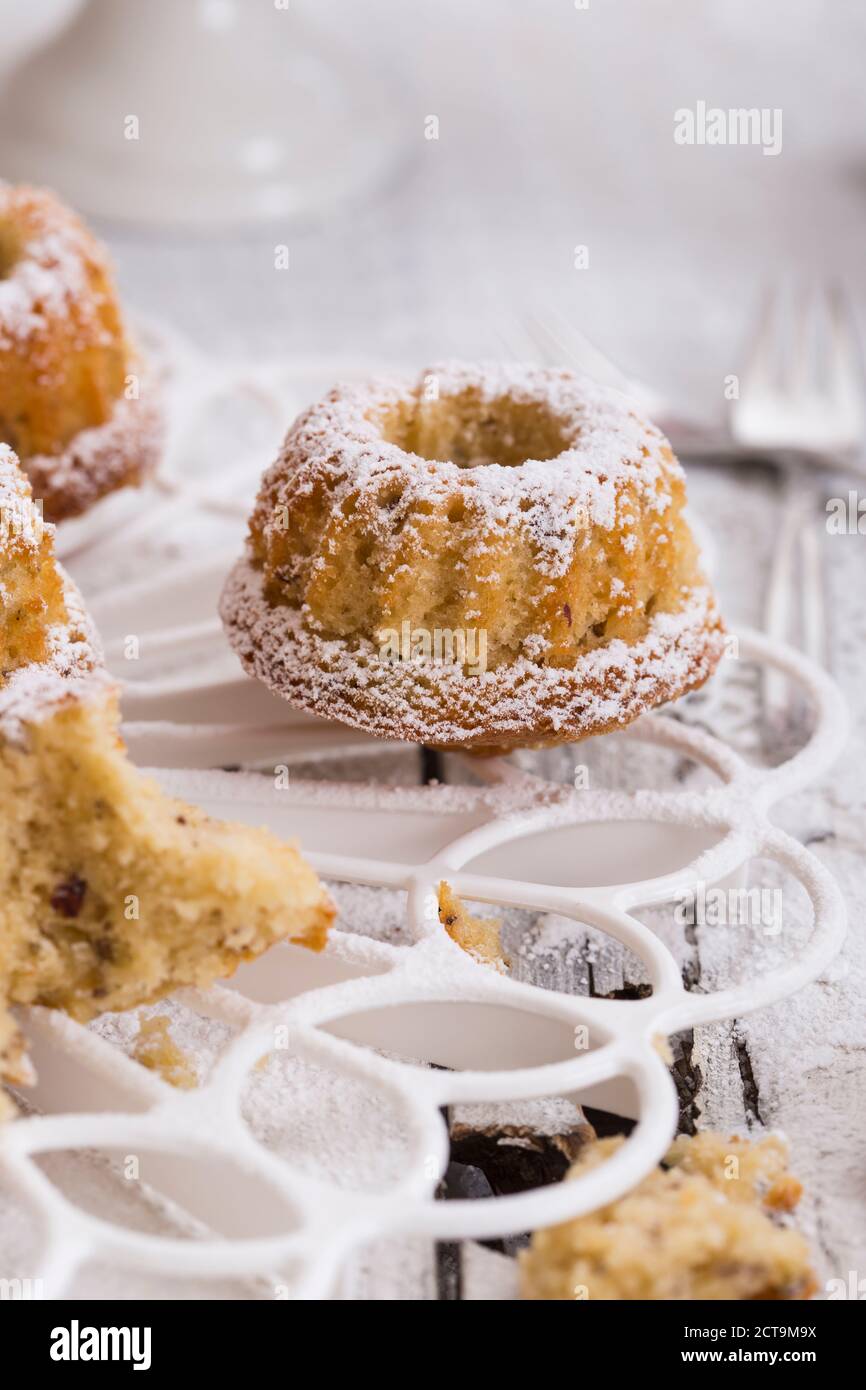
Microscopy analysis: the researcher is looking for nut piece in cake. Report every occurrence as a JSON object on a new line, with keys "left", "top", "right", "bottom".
{"left": 0, "top": 444, "right": 334, "bottom": 1111}
{"left": 520, "top": 1132, "right": 816, "bottom": 1301}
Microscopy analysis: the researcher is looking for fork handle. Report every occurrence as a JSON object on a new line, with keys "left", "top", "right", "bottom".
{"left": 763, "top": 467, "right": 825, "bottom": 730}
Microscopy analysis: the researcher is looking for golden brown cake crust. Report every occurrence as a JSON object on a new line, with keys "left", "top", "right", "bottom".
{"left": 221, "top": 362, "right": 724, "bottom": 751}
{"left": 520, "top": 1132, "right": 816, "bottom": 1301}
{"left": 0, "top": 184, "right": 163, "bottom": 521}
{"left": 0, "top": 447, "right": 333, "bottom": 1110}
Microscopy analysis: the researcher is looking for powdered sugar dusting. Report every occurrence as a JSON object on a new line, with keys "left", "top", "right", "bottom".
{"left": 0, "top": 442, "right": 47, "bottom": 552}
{"left": 226, "top": 361, "right": 720, "bottom": 746}
{"left": 22, "top": 386, "right": 163, "bottom": 522}
{"left": 253, "top": 360, "right": 678, "bottom": 581}
{"left": 0, "top": 560, "right": 109, "bottom": 744}
{"left": 222, "top": 553, "right": 724, "bottom": 747}
{"left": 0, "top": 184, "right": 109, "bottom": 347}
{"left": 0, "top": 185, "right": 164, "bottom": 520}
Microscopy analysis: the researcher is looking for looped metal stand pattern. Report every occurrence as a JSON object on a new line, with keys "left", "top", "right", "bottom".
{"left": 4, "top": 338, "right": 847, "bottom": 1298}
{"left": 2, "top": 629, "right": 847, "bottom": 1298}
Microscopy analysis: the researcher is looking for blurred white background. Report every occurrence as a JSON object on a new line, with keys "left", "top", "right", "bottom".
{"left": 2, "top": 0, "right": 863, "bottom": 419}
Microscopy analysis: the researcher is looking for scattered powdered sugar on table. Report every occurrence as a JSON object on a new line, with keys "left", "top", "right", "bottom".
{"left": 95, "top": 997, "right": 413, "bottom": 1195}
{"left": 243, "top": 1050, "right": 413, "bottom": 1194}
{"left": 452, "top": 1096, "right": 586, "bottom": 1139}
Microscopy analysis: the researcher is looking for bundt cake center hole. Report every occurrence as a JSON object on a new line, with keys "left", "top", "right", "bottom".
{"left": 380, "top": 395, "right": 571, "bottom": 468}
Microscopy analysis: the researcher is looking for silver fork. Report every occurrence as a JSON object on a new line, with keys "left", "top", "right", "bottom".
{"left": 731, "top": 285, "right": 864, "bottom": 460}
{"left": 494, "top": 305, "right": 730, "bottom": 457}
{"left": 494, "top": 306, "right": 665, "bottom": 419}
{"left": 730, "top": 285, "right": 865, "bottom": 731}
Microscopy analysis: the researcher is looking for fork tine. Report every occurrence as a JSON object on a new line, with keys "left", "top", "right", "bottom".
{"left": 524, "top": 308, "right": 628, "bottom": 387}
{"left": 738, "top": 283, "right": 784, "bottom": 400}
{"left": 824, "top": 283, "right": 865, "bottom": 429}
{"left": 492, "top": 309, "right": 606, "bottom": 375}
{"left": 520, "top": 313, "right": 571, "bottom": 367}
{"left": 491, "top": 315, "right": 540, "bottom": 365}
{"left": 786, "top": 282, "right": 819, "bottom": 396}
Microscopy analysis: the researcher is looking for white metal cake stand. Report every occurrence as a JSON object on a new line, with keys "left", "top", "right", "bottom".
{"left": 1, "top": 626, "right": 847, "bottom": 1298}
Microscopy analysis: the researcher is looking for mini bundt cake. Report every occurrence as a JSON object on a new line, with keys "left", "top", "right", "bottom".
{"left": 221, "top": 362, "right": 724, "bottom": 752}
{"left": 0, "top": 445, "right": 333, "bottom": 1112}
{"left": 0, "top": 183, "right": 162, "bottom": 521}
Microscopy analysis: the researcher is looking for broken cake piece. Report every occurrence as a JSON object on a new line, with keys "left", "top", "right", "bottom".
{"left": 0, "top": 444, "right": 334, "bottom": 1110}
{"left": 520, "top": 1131, "right": 816, "bottom": 1301}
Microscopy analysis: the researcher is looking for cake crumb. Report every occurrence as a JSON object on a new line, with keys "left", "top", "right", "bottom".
{"left": 133, "top": 1014, "right": 198, "bottom": 1090}
{"left": 520, "top": 1131, "right": 816, "bottom": 1300}
{"left": 651, "top": 1032, "right": 673, "bottom": 1064}
{"left": 438, "top": 881, "right": 509, "bottom": 972}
